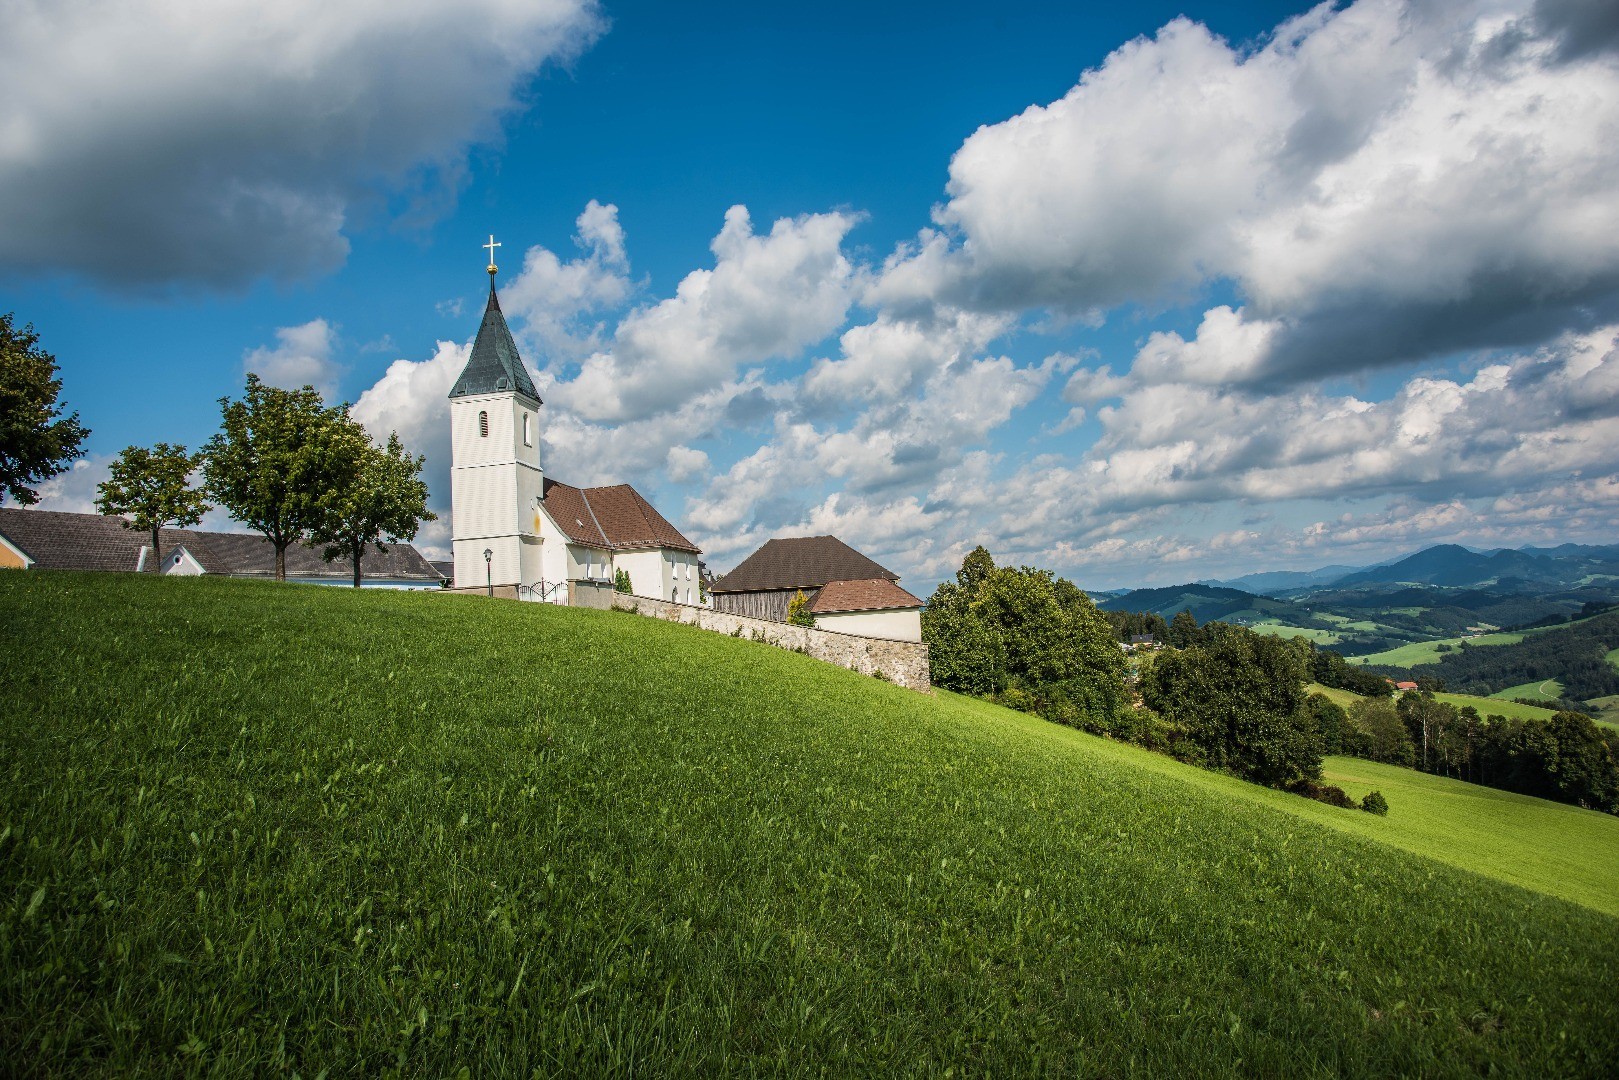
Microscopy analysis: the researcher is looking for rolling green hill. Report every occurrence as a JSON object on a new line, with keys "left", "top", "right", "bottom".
{"left": 1348, "top": 630, "right": 1529, "bottom": 667}
{"left": 3, "top": 573, "right": 1617, "bottom": 1075}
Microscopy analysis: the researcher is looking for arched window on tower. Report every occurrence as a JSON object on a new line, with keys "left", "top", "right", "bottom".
{"left": 479, "top": 411, "right": 489, "bottom": 438}
{"left": 523, "top": 412, "right": 531, "bottom": 446}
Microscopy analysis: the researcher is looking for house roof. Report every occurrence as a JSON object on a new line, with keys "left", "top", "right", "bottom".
{"left": 710, "top": 535, "right": 899, "bottom": 593}
{"left": 0, "top": 507, "right": 442, "bottom": 581}
{"left": 448, "top": 280, "right": 542, "bottom": 403}
{"left": 540, "top": 478, "right": 701, "bottom": 554}
{"left": 175, "top": 531, "right": 442, "bottom": 581}
{"left": 809, "top": 578, "right": 923, "bottom": 614}
{"left": 0, "top": 508, "right": 190, "bottom": 571}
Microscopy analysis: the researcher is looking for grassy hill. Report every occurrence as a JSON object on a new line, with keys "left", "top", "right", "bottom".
{"left": 1348, "top": 630, "right": 1529, "bottom": 667}
{"left": 3, "top": 573, "right": 1617, "bottom": 1075}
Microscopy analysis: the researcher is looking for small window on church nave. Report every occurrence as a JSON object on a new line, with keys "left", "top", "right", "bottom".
{"left": 479, "top": 411, "right": 489, "bottom": 437}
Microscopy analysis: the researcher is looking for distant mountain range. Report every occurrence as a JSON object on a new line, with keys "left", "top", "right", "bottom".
{"left": 1195, "top": 542, "right": 1619, "bottom": 596}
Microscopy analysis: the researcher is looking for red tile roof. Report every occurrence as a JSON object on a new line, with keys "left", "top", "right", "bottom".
{"left": 809, "top": 578, "right": 923, "bottom": 614}
{"left": 540, "top": 478, "right": 700, "bottom": 554}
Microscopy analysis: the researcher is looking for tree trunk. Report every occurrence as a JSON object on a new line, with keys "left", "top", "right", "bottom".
{"left": 275, "top": 540, "right": 287, "bottom": 582}
{"left": 352, "top": 542, "right": 362, "bottom": 588}
{"left": 150, "top": 524, "right": 162, "bottom": 573}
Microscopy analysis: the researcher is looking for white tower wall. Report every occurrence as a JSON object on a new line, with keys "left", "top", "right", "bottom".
{"left": 450, "top": 391, "right": 544, "bottom": 590}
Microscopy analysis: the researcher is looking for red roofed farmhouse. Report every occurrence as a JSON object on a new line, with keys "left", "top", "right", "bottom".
{"left": 710, "top": 535, "right": 924, "bottom": 642}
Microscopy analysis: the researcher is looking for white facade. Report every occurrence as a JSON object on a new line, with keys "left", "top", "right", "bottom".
{"left": 450, "top": 390, "right": 545, "bottom": 591}
{"left": 616, "top": 547, "right": 701, "bottom": 605}
{"left": 814, "top": 608, "right": 923, "bottom": 642}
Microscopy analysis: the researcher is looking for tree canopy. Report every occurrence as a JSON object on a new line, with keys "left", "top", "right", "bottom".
{"left": 923, "top": 547, "right": 1125, "bottom": 727}
{"left": 309, "top": 427, "right": 434, "bottom": 587}
{"left": 202, "top": 375, "right": 356, "bottom": 582}
{"left": 94, "top": 443, "right": 210, "bottom": 572}
{"left": 1142, "top": 624, "right": 1322, "bottom": 788}
{"left": 0, "top": 313, "right": 88, "bottom": 505}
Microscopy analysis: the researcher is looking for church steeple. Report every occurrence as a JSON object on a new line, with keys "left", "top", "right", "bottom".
{"left": 448, "top": 240, "right": 542, "bottom": 403}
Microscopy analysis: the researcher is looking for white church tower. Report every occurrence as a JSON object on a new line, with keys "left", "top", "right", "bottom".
{"left": 449, "top": 238, "right": 546, "bottom": 594}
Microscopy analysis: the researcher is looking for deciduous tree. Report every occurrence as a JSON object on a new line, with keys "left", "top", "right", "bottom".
{"left": 1142, "top": 624, "right": 1320, "bottom": 788}
{"left": 94, "top": 443, "right": 209, "bottom": 572}
{"left": 0, "top": 313, "right": 89, "bottom": 505}
{"left": 310, "top": 426, "right": 434, "bottom": 587}
{"left": 202, "top": 374, "right": 353, "bottom": 582}
{"left": 787, "top": 589, "right": 816, "bottom": 627}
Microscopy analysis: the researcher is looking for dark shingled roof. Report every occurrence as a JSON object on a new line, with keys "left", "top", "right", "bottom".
{"left": 711, "top": 535, "right": 899, "bottom": 594}
{"left": 540, "top": 478, "right": 701, "bottom": 554}
{"left": 0, "top": 508, "right": 442, "bottom": 581}
{"left": 448, "top": 280, "right": 542, "bottom": 403}
{"left": 809, "top": 578, "right": 923, "bottom": 614}
{"left": 0, "top": 508, "right": 189, "bottom": 571}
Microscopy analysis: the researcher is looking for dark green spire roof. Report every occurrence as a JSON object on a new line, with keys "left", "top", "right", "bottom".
{"left": 449, "top": 281, "right": 542, "bottom": 403}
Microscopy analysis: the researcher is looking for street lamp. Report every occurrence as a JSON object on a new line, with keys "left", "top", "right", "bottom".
{"left": 484, "top": 548, "right": 493, "bottom": 597}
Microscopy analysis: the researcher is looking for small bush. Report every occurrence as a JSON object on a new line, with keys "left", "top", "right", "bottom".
{"left": 1362, "top": 790, "right": 1389, "bottom": 816}
{"left": 614, "top": 568, "right": 633, "bottom": 594}
{"left": 1290, "top": 780, "right": 1358, "bottom": 809}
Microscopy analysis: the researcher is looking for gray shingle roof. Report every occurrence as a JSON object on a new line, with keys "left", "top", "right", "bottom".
{"left": 711, "top": 536, "right": 899, "bottom": 594}
{"left": 448, "top": 281, "right": 542, "bottom": 403}
{"left": 0, "top": 508, "right": 442, "bottom": 581}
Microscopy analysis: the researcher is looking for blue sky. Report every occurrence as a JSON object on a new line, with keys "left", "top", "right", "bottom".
{"left": 4, "top": 0, "right": 1619, "bottom": 592}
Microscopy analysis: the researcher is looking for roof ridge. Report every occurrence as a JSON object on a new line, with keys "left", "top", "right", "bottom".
{"left": 574, "top": 487, "right": 613, "bottom": 549}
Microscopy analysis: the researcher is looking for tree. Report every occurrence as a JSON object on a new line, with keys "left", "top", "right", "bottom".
{"left": 614, "top": 568, "right": 633, "bottom": 594}
{"left": 923, "top": 549, "right": 1125, "bottom": 728}
{"left": 787, "top": 589, "right": 816, "bottom": 627}
{"left": 309, "top": 426, "right": 434, "bottom": 587}
{"left": 1166, "top": 608, "right": 1202, "bottom": 649}
{"left": 202, "top": 375, "right": 354, "bottom": 582}
{"left": 0, "top": 313, "right": 89, "bottom": 505}
{"left": 1303, "top": 692, "right": 1353, "bottom": 755}
{"left": 1347, "top": 698, "right": 1415, "bottom": 766}
{"left": 94, "top": 443, "right": 209, "bottom": 572}
{"left": 1141, "top": 624, "right": 1320, "bottom": 788}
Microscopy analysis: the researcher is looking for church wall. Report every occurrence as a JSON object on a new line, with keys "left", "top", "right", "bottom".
{"left": 610, "top": 592, "right": 931, "bottom": 693}
{"left": 615, "top": 548, "right": 670, "bottom": 601}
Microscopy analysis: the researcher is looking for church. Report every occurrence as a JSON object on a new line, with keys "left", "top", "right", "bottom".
{"left": 448, "top": 241, "right": 702, "bottom": 603}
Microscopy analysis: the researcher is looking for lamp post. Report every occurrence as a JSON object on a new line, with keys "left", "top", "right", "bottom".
{"left": 484, "top": 548, "right": 493, "bottom": 597}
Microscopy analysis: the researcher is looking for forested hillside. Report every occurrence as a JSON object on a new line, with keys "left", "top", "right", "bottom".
{"left": 1384, "top": 612, "right": 1619, "bottom": 701}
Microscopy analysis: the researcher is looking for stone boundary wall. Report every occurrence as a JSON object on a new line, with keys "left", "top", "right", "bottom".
{"left": 610, "top": 593, "right": 931, "bottom": 693}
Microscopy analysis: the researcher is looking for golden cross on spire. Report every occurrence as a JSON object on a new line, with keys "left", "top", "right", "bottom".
{"left": 484, "top": 234, "right": 501, "bottom": 276}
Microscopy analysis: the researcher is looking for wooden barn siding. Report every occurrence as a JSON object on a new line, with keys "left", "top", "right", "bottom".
{"left": 712, "top": 588, "right": 819, "bottom": 624}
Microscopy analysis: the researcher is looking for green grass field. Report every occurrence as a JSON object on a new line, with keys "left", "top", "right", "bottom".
{"left": 1318, "top": 758, "right": 1619, "bottom": 914}
{"left": 1248, "top": 621, "right": 1341, "bottom": 644}
{"left": 1434, "top": 692, "right": 1558, "bottom": 721}
{"left": 1304, "top": 682, "right": 1364, "bottom": 709}
{"left": 1588, "top": 695, "right": 1619, "bottom": 732}
{"left": 1492, "top": 679, "right": 1565, "bottom": 703}
{"left": 1348, "top": 631, "right": 1527, "bottom": 668}
{"left": 3, "top": 573, "right": 1617, "bottom": 1075}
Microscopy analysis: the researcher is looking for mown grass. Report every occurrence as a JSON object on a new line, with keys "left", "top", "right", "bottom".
{"left": 1491, "top": 679, "right": 1565, "bottom": 703}
{"left": 1349, "top": 631, "right": 1527, "bottom": 668}
{"left": 1248, "top": 621, "right": 1340, "bottom": 644}
{"left": 3, "top": 573, "right": 1617, "bottom": 1076}
{"left": 1316, "top": 758, "right": 1619, "bottom": 916}
{"left": 1433, "top": 692, "right": 1557, "bottom": 721}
